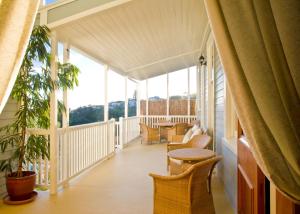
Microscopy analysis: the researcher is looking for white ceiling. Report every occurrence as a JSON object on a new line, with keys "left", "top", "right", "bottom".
{"left": 54, "top": 0, "right": 209, "bottom": 80}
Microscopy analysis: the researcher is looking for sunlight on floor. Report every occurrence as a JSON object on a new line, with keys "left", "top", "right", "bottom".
{"left": 0, "top": 139, "right": 234, "bottom": 214}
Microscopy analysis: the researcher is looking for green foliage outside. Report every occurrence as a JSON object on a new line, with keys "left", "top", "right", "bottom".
{"left": 0, "top": 26, "right": 79, "bottom": 177}
{"left": 69, "top": 99, "right": 137, "bottom": 125}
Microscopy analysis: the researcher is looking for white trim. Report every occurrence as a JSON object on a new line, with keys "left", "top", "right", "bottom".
{"left": 45, "top": 0, "right": 134, "bottom": 29}
{"left": 128, "top": 49, "right": 201, "bottom": 73}
{"left": 104, "top": 65, "right": 109, "bottom": 122}
{"left": 166, "top": 73, "right": 169, "bottom": 116}
{"left": 125, "top": 76, "right": 128, "bottom": 118}
{"left": 50, "top": 31, "right": 58, "bottom": 195}
{"left": 187, "top": 67, "right": 191, "bottom": 119}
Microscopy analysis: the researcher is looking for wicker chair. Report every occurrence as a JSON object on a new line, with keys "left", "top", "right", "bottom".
{"left": 139, "top": 123, "right": 160, "bottom": 144}
{"left": 149, "top": 156, "right": 222, "bottom": 214}
{"left": 166, "top": 123, "right": 189, "bottom": 142}
{"left": 167, "top": 134, "right": 212, "bottom": 173}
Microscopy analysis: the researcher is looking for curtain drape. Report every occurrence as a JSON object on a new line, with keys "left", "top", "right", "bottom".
{"left": 0, "top": 0, "right": 40, "bottom": 113}
{"left": 204, "top": 0, "right": 300, "bottom": 202}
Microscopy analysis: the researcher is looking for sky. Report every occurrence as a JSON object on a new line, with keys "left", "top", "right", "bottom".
{"left": 59, "top": 46, "right": 197, "bottom": 110}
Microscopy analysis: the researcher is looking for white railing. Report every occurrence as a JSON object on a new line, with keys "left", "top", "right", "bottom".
{"left": 26, "top": 119, "right": 115, "bottom": 187}
{"left": 139, "top": 115, "right": 197, "bottom": 128}
{"left": 117, "top": 116, "right": 140, "bottom": 148}
{"left": 26, "top": 128, "right": 50, "bottom": 187}
{"left": 26, "top": 115, "right": 195, "bottom": 188}
{"left": 57, "top": 119, "right": 115, "bottom": 186}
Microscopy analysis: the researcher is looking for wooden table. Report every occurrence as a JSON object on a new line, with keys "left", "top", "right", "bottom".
{"left": 153, "top": 122, "right": 176, "bottom": 142}
{"left": 168, "top": 148, "right": 215, "bottom": 161}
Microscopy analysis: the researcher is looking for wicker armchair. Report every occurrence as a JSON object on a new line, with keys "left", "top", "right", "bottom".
{"left": 139, "top": 123, "right": 160, "bottom": 144}
{"left": 167, "top": 134, "right": 212, "bottom": 172}
{"left": 166, "top": 123, "right": 189, "bottom": 142}
{"left": 149, "top": 156, "right": 222, "bottom": 214}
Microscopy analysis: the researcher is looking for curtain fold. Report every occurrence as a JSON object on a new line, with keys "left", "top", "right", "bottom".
{"left": 0, "top": 0, "right": 40, "bottom": 113}
{"left": 204, "top": 0, "right": 300, "bottom": 202}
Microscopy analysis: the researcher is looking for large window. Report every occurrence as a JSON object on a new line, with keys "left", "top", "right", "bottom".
{"left": 148, "top": 74, "right": 167, "bottom": 115}
{"left": 108, "top": 70, "right": 125, "bottom": 120}
{"left": 169, "top": 68, "right": 188, "bottom": 115}
{"left": 127, "top": 79, "right": 137, "bottom": 117}
{"left": 69, "top": 49, "right": 105, "bottom": 126}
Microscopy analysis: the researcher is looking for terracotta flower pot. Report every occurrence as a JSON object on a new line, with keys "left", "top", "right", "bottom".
{"left": 6, "top": 171, "right": 36, "bottom": 201}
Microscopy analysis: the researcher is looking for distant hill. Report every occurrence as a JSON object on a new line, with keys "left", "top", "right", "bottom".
{"left": 69, "top": 99, "right": 136, "bottom": 126}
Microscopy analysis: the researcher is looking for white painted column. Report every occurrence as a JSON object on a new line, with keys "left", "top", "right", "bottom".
{"left": 62, "top": 42, "right": 70, "bottom": 186}
{"left": 50, "top": 31, "right": 58, "bottom": 195}
{"left": 196, "top": 65, "right": 201, "bottom": 121}
{"left": 124, "top": 76, "right": 128, "bottom": 145}
{"left": 136, "top": 82, "right": 141, "bottom": 117}
{"left": 62, "top": 43, "right": 70, "bottom": 128}
{"left": 166, "top": 73, "right": 169, "bottom": 117}
{"left": 146, "top": 79, "right": 149, "bottom": 125}
{"left": 187, "top": 68, "right": 191, "bottom": 122}
{"left": 124, "top": 76, "right": 128, "bottom": 118}
{"left": 200, "top": 64, "right": 205, "bottom": 127}
{"left": 104, "top": 65, "right": 109, "bottom": 122}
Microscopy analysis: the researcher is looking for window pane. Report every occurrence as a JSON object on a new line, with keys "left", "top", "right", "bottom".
{"left": 108, "top": 70, "right": 125, "bottom": 120}
{"left": 128, "top": 79, "right": 137, "bottom": 117}
{"left": 169, "top": 69, "right": 188, "bottom": 115}
{"left": 69, "top": 49, "right": 105, "bottom": 125}
{"left": 148, "top": 74, "right": 167, "bottom": 115}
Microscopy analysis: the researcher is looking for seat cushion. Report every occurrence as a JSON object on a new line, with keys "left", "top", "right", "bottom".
{"left": 190, "top": 128, "right": 202, "bottom": 140}
{"left": 182, "top": 128, "right": 193, "bottom": 144}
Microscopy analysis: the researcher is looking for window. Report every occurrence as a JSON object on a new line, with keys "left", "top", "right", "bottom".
{"left": 169, "top": 68, "right": 188, "bottom": 115}
{"left": 69, "top": 49, "right": 105, "bottom": 125}
{"left": 148, "top": 74, "right": 167, "bottom": 115}
{"left": 108, "top": 70, "right": 125, "bottom": 120}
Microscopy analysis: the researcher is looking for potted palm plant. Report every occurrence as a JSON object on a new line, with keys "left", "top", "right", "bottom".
{"left": 0, "top": 25, "right": 79, "bottom": 202}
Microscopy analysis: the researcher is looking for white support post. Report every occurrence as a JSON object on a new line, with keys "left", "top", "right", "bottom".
{"left": 187, "top": 68, "right": 191, "bottom": 123}
{"left": 136, "top": 82, "right": 141, "bottom": 117}
{"left": 196, "top": 65, "right": 201, "bottom": 121}
{"left": 146, "top": 79, "right": 149, "bottom": 125}
{"left": 124, "top": 76, "right": 128, "bottom": 146}
{"left": 50, "top": 31, "right": 58, "bottom": 195}
{"left": 125, "top": 76, "right": 128, "bottom": 118}
{"left": 104, "top": 65, "right": 109, "bottom": 122}
{"left": 200, "top": 65, "right": 205, "bottom": 127}
{"left": 62, "top": 42, "right": 70, "bottom": 186}
{"left": 119, "top": 117, "right": 124, "bottom": 149}
{"left": 166, "top": 73, "right": 169, "bottom": 117}
{"left": 62, "top": 43, "right": 70, "bottom": 128}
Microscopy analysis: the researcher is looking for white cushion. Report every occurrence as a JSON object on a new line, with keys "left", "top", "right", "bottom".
{"left": 191, "top": 124, "right": 199, "bottom": 132}
{"left": 190, "top": 128, "right": 202, "bottom": 140}
{"left": 182, "top": 128, "right": 193, "bottom": 144}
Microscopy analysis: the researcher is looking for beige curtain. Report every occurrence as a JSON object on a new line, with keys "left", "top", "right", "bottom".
{"left": 0, "top": 0, "right": 40, "bottom": 113}
{"left": 204, "top": 0, "right": 300, "bottom": 202}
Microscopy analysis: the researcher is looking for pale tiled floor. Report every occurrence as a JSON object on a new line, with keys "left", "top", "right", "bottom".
{"left": 0, "top": 139, "right": 234, "bottom": 214}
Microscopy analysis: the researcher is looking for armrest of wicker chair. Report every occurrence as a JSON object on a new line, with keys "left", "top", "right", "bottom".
{"left": 171, "top": 135, "right": 184, "bottom": 142}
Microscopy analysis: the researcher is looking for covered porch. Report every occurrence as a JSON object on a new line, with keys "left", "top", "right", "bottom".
{"left": 0, "top": 139, "right": 234, "bottom": 214}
